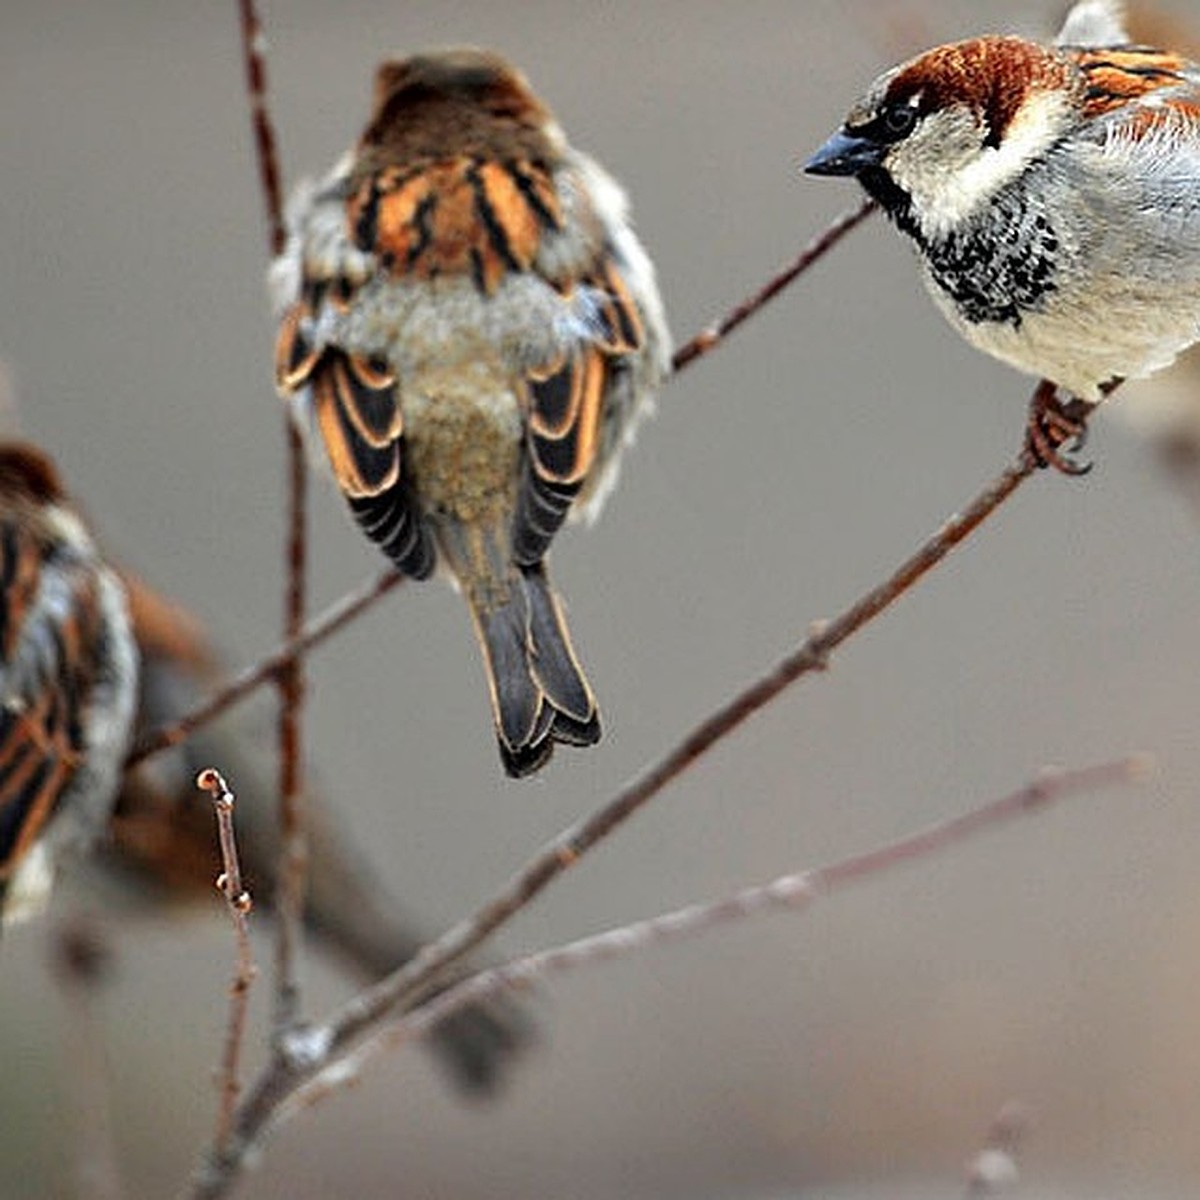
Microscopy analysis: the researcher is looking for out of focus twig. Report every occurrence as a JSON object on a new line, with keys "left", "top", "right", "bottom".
{"left": 124, "top": 567, "right": 405, "bottom": 768}
{"left": 235, "top": 0, "right": 307, "bottom": 1034}
{"left": 193, "top": 418, "right": 1058, "bottom": 1197}
{"left": 373, "top": 761, "right": 1140, "bottom": 1060}
{"left": 275, "top": 416, "right": 308, "bottom": 1036}
{"left": 192, "top": 752, "right": 1139, "bottom": 1197}
{"left": 197, "top": 768, "right": 257, "bottom": 1153}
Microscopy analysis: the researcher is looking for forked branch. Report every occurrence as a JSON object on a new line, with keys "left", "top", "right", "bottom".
{"left": 193, "top": 434, "right": 1051, "bottom": 1197}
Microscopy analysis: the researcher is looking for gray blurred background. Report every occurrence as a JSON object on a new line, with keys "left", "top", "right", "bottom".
{"left": 3, "top": 1, "right": 1200, "bottom": 1197}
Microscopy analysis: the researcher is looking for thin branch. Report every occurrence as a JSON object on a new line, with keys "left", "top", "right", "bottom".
{"left": 374, "top": 759, "right": 1142, "bottom": 1056}
{"left": 192, "top": 753, "right": 1136, "bottom": 1197}
{"left": 670, "top": 198, "right": 878, "bottom": 373}
{"left": 236, "top": 0, "right": 285, "bottom": 258}
{"left": 192, "top": 436, "right": 1049, "bottom": 1196}
{"left": 235, "top": 0, "right": 308, "bottom": 1034}
{"left": 275, "top": 418, "right": 307, "bottom": 1034}
{"left": 318, "top": 448, "right": 1039, "bottom": 1044}
{"left": 129, "top": 204, "right": 877, "bottom": 770}
{"left": 124, "top": 568, "right": 404, "bottom": 769}
{"left": 197, "top": 768, "right": 258, "bottom": 1154}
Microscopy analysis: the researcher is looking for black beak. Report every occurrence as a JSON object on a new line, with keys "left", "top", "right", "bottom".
{"left": 804, "top": 130, "right": 886, "bottom": 177}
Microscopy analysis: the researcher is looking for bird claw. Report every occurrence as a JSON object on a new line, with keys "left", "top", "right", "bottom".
{"left": 1025, "top": 382, "right": 1095, "bottom": 476}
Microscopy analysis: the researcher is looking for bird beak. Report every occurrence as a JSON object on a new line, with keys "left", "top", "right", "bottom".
{"left": 804, "top": 130, "right": 885, "bottom": 177}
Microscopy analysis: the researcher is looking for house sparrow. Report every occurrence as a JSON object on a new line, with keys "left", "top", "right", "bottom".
{"left": 101, "top": 575, "right": 535, "bottom": 1094}
{"left": 273, "top": 48, "right": 670, "bottom": 775}
{"left": 0, "top": 443, "right": 138, "bottom": 926}
{"left": 806, "top": 0, "right": 1200, "bottom": 472}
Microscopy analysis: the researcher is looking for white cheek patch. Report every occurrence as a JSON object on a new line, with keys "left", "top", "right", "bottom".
{"left": 902, "top": 89, "right": 1073, "bottom": 239}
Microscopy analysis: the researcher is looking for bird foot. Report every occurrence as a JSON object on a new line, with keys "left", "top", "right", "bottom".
{"left": 1024, "top": 381, "right": 1095, "bottom": 476}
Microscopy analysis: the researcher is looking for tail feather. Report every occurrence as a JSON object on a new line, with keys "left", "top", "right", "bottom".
{"left": 471, "top": 564, "right": 600, "bottom": 777}
{"left": 523, "top": 564, "right": 600, "bottom": 744}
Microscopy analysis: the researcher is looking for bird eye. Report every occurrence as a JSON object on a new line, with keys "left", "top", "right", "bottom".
{"left": 881, "top": 102, "right": 917, "bottom": 139}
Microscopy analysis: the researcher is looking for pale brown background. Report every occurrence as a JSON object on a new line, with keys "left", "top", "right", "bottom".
{"left": 2, "top": 2, "right": 1199, "bottom": 1197}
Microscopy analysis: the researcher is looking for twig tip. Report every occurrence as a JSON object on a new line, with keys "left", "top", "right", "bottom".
{"left": 196, "top": 767, "right": 226, "bottom": 795}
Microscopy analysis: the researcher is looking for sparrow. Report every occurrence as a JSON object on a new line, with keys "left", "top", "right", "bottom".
{"left": 102, "top": 575, "right": 534, "bottom": 1094}
{"left": 272, "top": 48, "right": 670, "bottom": 776}
{"left": 0, "top": 443, "right": 138, "bottom": 926}
{"left": 806, "top": 0, "right": 1200, "bottom": 472}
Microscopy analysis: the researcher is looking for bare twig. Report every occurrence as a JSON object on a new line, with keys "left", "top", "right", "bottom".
{"left": 373, "top": 760, "right": 1141, "bottom": 1059}
{"left": 192, "top": 435, "right": 1049, "bottom": 1197}
{"left": 317, "top": 448, "right": 1039, "bottom": 1042}
{"left": 124, "top": 567, "right": 404, "bottom": 769}
{"left": 236, "top": 0, "right": 285, "bottom": 258}
{"left": 671, "top": 198, "right": 878, "bottom": 373}
{"left": 52, "top": 920, "right": 124, "bottom": 1200}
{"left": 129, "top": 204, "right": 877, "bottom": 771}
{"left": 197, "top": 768, "right": 258, "bottom": 1155}
{"left": 235, "top": 0, "right": 307, "bottom": 1034}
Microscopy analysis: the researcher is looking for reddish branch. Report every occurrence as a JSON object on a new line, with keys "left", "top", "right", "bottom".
{"left": 236, "top": 0, "right": 307, "bottom": 1033}
{"left": 671, "top": 198, "right": 878, "bottom": 373}
{"left": 379, "top": 759, "right": 1141, "bottom": 1054}
{"left": 193, "top": 750, "right": 1137, "bottom": 1197}
{"left": 275, "top": 417, "right": 307, "bottom": 1033}
{"left": 312, "top": 449, "right": 1038, "bottom": 1043}
{"left": 196, "top": 769, "right": 257, "bottom": 1155}
{"left": 237, "top": 0, "right": 285, "bottom": 258}
{"left": 192, "top": 440, "right": 1047, "bottom": 1197}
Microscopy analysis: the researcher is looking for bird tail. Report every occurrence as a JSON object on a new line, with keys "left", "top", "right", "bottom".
{"left": 468, "top": 562, "right": 600, "bottom": 777}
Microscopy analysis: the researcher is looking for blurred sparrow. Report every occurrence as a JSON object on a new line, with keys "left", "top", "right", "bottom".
{"left": 0, "top": 443, "right": 137, "bottom": 926}
{"left": 806, "top": 0, "right": 1200, "bottom": 472}
{"left": 273, "top": 48, "right": 670, "bottom": 776}
{"left": 105, "top": 576, "right": 533, "bottom": 1093}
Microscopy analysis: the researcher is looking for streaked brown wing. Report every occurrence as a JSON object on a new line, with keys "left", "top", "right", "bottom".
{"left": 0, "top": 523, "right": 97, "bottom": 879}
{"left": 1074, "top": 46, "right": 1200, "bottom": 119}
{"left": 284, "top": 151, "right": 643, "bottom": 571}
{"left": 513, "top": 252, "right": 646, "bottom": 566}
{"left": 276, "top": 303, "right": 403, "bottom": 498}
{"left": 276, "top": 301, "right": 434, "bottom": 575}
{"left": 347, "top": 155, "right": 563, "bottom": 294}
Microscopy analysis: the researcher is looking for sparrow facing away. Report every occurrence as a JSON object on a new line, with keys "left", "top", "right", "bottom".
{"left": 273, "top": 48, "right": 670, "bottom": 775}
{"left": 105, "top": 575, "right": 534, "bottom": 1094}
{"left": 806, "top": 1, "right": 1200, "bottom": 469}
{"left": 0, "top": 443, "right": 138, "bottom": 926}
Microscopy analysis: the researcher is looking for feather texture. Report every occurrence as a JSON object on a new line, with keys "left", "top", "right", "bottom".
{"left": 273, "top": 48, "right": 669, "bottom": 774}
{"left": 0, "top": 444, "right": 136, "bottom": 925}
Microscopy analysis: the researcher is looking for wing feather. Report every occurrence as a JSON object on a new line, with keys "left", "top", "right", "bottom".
{"left": 0, "top": 523, "right": 98, "bottom": 881}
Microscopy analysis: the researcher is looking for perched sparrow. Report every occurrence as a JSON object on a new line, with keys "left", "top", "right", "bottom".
{"left": 273, "top": 48, "right": 670, "bottom": 776}
{"left": 104, "top": 577, "right": 534, "bottom": 1094}
{"left": 806, "top": 0, "right": 1200, "bottom": 470}
{"left": 0, "top": 443, "right": 137, "bottom": 926}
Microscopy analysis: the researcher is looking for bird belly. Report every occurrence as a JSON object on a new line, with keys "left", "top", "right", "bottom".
{"left": 929, "top": 270, "right": 1200, "bottom": 401}
{"left": 402, "top": 363, "right": 522, "bottom": 523}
